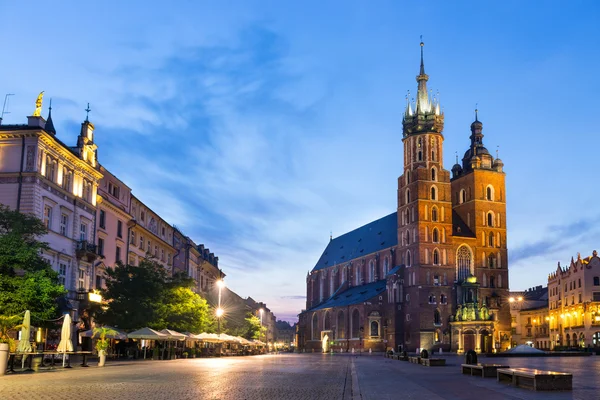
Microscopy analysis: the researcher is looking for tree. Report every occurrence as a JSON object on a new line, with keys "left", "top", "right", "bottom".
{"left": 160, "top": 287, "right": 215, "bottom": 333}
{"left": 97, "top": 259, "right": 166, "bottom": 331}
{"left": 0, "top": 206, "right": 65, "bottom": 320}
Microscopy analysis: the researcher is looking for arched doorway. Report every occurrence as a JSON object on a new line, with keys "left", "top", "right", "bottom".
{"left": 463, "top": 329, "right": 475, "bottom": 352}
{"left": 566, "top": 333, "right": 571, "bottom": 347}
{"left": 480, "top": 329, "right": 492, "bottom": 353}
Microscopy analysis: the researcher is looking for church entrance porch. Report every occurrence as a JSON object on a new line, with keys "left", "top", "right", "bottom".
{"left": 463, "top": 330, "right": 475, "bottom": 353}
{"left": 321, "top": 330, "right": 332, "bottom": 353}
{"left": 480, "top": 329, "right": 492, "bottom": 353}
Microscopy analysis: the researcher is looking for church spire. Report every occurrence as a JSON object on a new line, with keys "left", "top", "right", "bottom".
{"left": 420, "top": 36, "right": 425, "bottom": 75}
{"left": 45, "top": 99, "right": 56, "bottom": 135}
{"left": 416, "top": 38, "right": 430, "bottom": 113}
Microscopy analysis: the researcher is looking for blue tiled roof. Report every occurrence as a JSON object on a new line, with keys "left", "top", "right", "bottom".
{"left": 309, "top": 280, "right": 386, "bottom": 311}
{"left": 312, "top": 212, "right": 397, "bottom": 272}
{"left": 386, "top": 265, "right": 402, "bottom": 276}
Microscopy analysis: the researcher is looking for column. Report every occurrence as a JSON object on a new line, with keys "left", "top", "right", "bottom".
{"left": 475, "top": 331, "right": 481, "bottom": 352}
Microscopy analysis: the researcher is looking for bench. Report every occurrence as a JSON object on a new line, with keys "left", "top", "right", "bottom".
{"left": 408, "top": 356, "right": 421, "bottom": 364}
{"left": 421, "top": 358, "right": 446, "bottom": 366}
{"left": 497, "top": 368, "right": 572, "bottom": 391}
{"left": 462, "top": 363, "right": 509, "bottom": 378}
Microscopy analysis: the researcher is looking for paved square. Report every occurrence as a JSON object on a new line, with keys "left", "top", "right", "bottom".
{"left": 1, "top": 353, "right": 598, "bottom": 399}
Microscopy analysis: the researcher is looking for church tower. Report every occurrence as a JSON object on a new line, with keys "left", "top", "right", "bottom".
{"left": 398, "top": 41, "right": 455, "bottom": 350}
{"left": 450, "top": 111, "right": 511, "bottom": 352}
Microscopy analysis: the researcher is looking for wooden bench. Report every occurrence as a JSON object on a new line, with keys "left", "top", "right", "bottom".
{"left": 462, "top": 363, "right": 509, "bottom": 378}
{"left": 408, "top": 356, "right": 421, "bottom": 364}
{"left": 497, "top": 368, "right": 572, "bottom": 391}
{"left": 421, "top": 358, "right": 446, "bottom": 366}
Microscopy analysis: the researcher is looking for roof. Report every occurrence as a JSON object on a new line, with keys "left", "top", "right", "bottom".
{"left": 386, "top": 265, "right": 403, "bottom": 276}
{"left": 309, "top": 280, "right": 386, "bottom": 311}
{"left": 312, "top": 212, "right": 397, "bottom": 272}
{"left": 452, "top": 210, "right": 476, "bottom": 238}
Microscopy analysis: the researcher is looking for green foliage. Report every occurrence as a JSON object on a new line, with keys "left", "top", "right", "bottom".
{"left": 93, "top": 327, "right": 118, "bottom": 352}
{"left": 0, "top": 315, "right": 22, "bottom": 351}
{"left": 0, "top": 206, "right": 66, "bottom": 320}
{"left": 224, "top": 313, "right": 264, "bottom": 339}
{"left": 0, "top": 205, "right": 50, "bottom": 276}
{"left": 98, "top": 258, "right": 216, "bottom": 333}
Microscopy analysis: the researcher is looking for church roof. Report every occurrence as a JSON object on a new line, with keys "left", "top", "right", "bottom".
{"left": 452, "top": 210, "right": 476, "bottom": 238}
{"left": 308, "top": 280, "right": 386, "bottom": 311}
{"left": 312, "top": 212, "right": 397, "bottom": 272}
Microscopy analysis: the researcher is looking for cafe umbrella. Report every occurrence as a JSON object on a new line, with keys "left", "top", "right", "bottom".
{"left": 16, "top": 310, "right": 32, "bottom": 368}
{"left": 56, "top": 314, "right": 73, "bottom": 367}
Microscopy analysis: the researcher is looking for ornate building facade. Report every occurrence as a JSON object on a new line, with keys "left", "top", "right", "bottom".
{"left": 298, "top": 42, "right": 511, "bottom": 354}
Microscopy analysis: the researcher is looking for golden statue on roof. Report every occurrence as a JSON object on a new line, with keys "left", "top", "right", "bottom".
{"left": 33, "top": 91, "right": 44, "bottom": 117}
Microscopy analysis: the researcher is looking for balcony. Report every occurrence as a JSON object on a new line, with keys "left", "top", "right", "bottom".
{"left": 76, "top": 240, "right": 99, "bottom": 262}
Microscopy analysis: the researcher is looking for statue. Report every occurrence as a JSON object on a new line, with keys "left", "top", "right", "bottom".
{"left": 33, "top": 91, "right": 44, "bottom": 117}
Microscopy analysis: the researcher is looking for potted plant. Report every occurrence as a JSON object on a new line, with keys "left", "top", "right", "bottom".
{"left": 0, "top": 315, "right": 22, "bottom": 376}
{"left": 93, "top": 327, "right": 118, "bottom": 367}
{"left": 182, "top": 351, "right": 189, "bottom": 359}
{"left": 190, "top": 348, "right": 196, "bottom": 358}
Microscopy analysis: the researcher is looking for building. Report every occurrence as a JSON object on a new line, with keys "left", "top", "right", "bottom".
{"left": 548, "top": 251, "right": 600, "bottom": 349}
{"left": 508, "top": 286, "right": 549, "bottom": 349}
{"left": 0, "top": 106, "right": 102, "bottom": 320}
{"left": 298, "top": 42, "right": 511, "bottom": 354}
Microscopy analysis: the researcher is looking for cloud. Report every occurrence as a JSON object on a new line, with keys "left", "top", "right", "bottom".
{"left": 281, "top": 295, "right": 306, "bottom": 300}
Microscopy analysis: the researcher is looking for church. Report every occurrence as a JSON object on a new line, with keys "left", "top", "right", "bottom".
{"left": 297, "top": 42, "right": 511, "bottom": 354}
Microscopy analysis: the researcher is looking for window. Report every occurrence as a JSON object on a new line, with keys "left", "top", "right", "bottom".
{"left": 351, "top": 309, "right": 360, "bottom": 338}
{"left": 594, "top": 277, "right": 600, "bottom": 286}
{"left": 130, "top": 231, "right": 135, "bottom": 244}
{"left": 109, "top": 182, "right": 120, "bottom": 198}
{"left": 406, "top": 251, "right": 411, "bottom": 267}
{"left": 62, "top": 168, "right": 72, "bottom": 191}
{"left": 161, "top": 249, "right": 165, "bottom": 262}
{"left": 440, "top": 294, "right": 447, "bottom": 304}
{"left": 167, "top": 253, "right": 172, "bottom": 265}
{"left": 488, "top": 254, "right": 495, "bottom": 268}
{"left": 433, "top": 275, "right": 440, "bottom": 286}
{"left": 460, "top": 189, "right": 466, "bottom": 204}
{"left": 431, "top": 168, "right": 436, "bottom": 181}
{"left": 162, "top": 227, "right": 166, "bottom": 237}
{"left": 431, "top": 186, "right": 437, "bottom": 200}
{"left": 405, "top": 189, "right": 410, "bottom": 204}
{"left": 432, "top": 228, "right": 439, "bottom": 243}
{"left": 97, "top": 238, "right": 104, "bottom": 256}
{"left": 488, "top": 232, "right": 494, "bottom": 247}
{"left": 147, "top": 240, "right": 151, "bottom": 252}
{"left": 456, "top": 245, "right": 473, "bottom": 281}
{"left": 116, "top": 246, "right": 121, "bottom": 262}
{"left": 433, "top": 249, "right": 440, "bottom": 265}
{"left": 95, "top": 275, "right": 103, "bottom": 289}
{"left": 140, "top": 211, "right": 145, "bottom": 223}
{"left": 78, "top": 268, "right": 86, "bottom": 290}
{"left": 383, "top": 257, "right": 389, "bottom": 276}
{"left": 337, "top": 311, "right": 346, "bottom": 339}
{"left": 434, "top": 310, "right": 441, "bottom": 325}
{"left": 79, "top": 223, "right": 87, "bottom": 241}
{"left": 154, "top": 245, "right": 158, "bottom": 257}
{"left": 60, "top": 213, "right": 68, "bottom": 236}
{"left": 486, "top": 185, "right": 494, "bottom": 201}
{"left": 99, "top": 210, "right": 106, "bottom": 229}
{"left": 46, "top": 157, "right": 56, "bottom": 181}
{"left": 139, "top": 236, "right": 144, "bottom": 248}
{"left": 58, "top": 263, "right": 67, "bottom": 286}
{"left": 579, "top": 293, "right": 582, "bottom": 303}
{"left": 594, "top": 292, "right": 600, "bottom": 302}
{"left": 487, "top": 212, "right": 494, "bottom": 227}
{"left": 579, "top": 278, "right": 581, "bottom": 288}
{"left": 429, "top": 294, "right": 435, "bottom": 304}
{"left": 432, "top": 207, "right": 438, "bottom": 222}
{"left": 405, "top": 230, "right": 411, "bottom": 245}
{"left": 43, "top": 205, "right": 52, "bottom": 229}
{"left": 117, "top": 220, "right": 123, "bottom": 238}
{"left": 370, "top": 320, "right": 379, "bottom": 337}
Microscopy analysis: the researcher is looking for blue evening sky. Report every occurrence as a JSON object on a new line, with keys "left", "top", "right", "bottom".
{"left": 1, "top": 1, "right": 599, "bottom": 322}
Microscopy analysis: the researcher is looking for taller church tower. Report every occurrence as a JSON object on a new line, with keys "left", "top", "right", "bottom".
{"left": 398, "top": 41, "right": 455, "bottom": 349}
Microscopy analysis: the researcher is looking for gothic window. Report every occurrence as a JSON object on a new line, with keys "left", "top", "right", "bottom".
{"left": 418, "top": 138, "right": 423, "bottom": 161}
{"left": 370, "top": 320, "right": 379, "bottom": 337}
{"left": 432, "top": 228, "right": 439, "bottom": 243}
{"left": 406, "top": 251, "right": 412, "bottom": 267}
{"left": 487, "top": 212, "right": 494, "bottom": 227}
{"left": 432, "top": 207, "right": 438, "bottom": 222}
{"left": 337, "top": 311, "right": 345, "bottom": 339}
{"left": 488, "top": 254, "right": 496, "bottom": 268}
{"left": 384, "top": 257, "right": 389, "bottom": 276}
{"left": 312, "top": 313, "right": 319, "bottom": 340}
{"left": 433, "top": 249, "right": 440, "bottom": 265}
{"left": 351, "top": 309, "right": 360, "bottom": 338}
{"left": 460, "top": 189, "right": 466, "bottom": 204}
{"left": 406, "top": 170, "right": 411, "bottom": 183}
{"left": 431, "top": 167, "right": 436, "bottom": 181}
{"left": 486, "top": 185, "right": 494, "bottom": 201}
{"left": 456, "top": 245, "right": 473, "bottom": 281}
{"left": 489, "top": 232, "right": 495, "bottom": 247}
{"left": 324, "top": 311, "right": 331, "bottom": 330}
{"left": 405, "top": 189, "right": 410, "bottom": 204}
{"left": 405, "top": 209, "right": 410, "bottom": 225}
{"left": 369, "top": 260, "right": 375, "bottom": 282}
{"left": 406, "top": 230, "right": 410, "bottom": 245}
{"left": 431, "top": 186, "right": 437, "bottom": 200}
{"left": 434, "top": 309, "right": 441, "bottom": 325}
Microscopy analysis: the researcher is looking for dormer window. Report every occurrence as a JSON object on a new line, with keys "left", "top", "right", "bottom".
{"left": 108, "top": 182, "right": 120, "bottom": 199}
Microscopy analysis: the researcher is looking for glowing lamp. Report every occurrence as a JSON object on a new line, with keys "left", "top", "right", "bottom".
{"left": 509, "top": 297, "right": 515, "bottom": 303}
{"left": 88, "top": 292, "right": 102, "bottom": 303}
{"left": 216, "top": 307, "right": 224, "bottom": 317}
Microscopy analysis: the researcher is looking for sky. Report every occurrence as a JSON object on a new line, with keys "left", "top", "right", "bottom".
{"left": 1, "top": 1, "right": 599, "bottom": 323}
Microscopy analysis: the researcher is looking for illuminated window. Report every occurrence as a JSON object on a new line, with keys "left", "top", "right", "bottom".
{"left": 79, "top": 223, "right": 87, "bottom": 241}
{"left": 433, "top": 249, "right": 440, "bottom": 265}
{"left": 487, "top": 212, "right": 494, "bottom": 227}
{"left": 43, "top": 205, "right": 52, "bottom": 229}
{"left": 486, "top": 185, "right": 494, "bottom": 201}
{"left": 432, "top": 207, "right": 438, "bottom": 222}
{"left": 58, "top": 263, "right": 67, "bottom": 286}
{"left": 432, "top": 228, "right": 439, "bottom": 243}
{"left": 460, "top": 189, "right": 466, "bottom": 204}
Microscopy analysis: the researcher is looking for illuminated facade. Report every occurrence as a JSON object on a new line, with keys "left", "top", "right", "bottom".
{"left": 508, "top": 286, "right": 550, "bottom": 349}
{"left": 173, "top": 229, "right": 221, "bottom": 294}
{"left": 548, "top": 251, "right": 600, "bottom": 349}
{"left": 0, "top": 110, "right": 102, "bottom": 317}
{"left": 298, "top": 42, "right": 511, "bottom": 353}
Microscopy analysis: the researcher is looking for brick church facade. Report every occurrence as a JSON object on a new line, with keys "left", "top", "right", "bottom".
{"left": 297, "top": 42, "right": 511, "bottom": 354}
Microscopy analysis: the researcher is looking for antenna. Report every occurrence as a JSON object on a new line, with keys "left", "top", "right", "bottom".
{"left": 1, "top": 94, "right": 15, "bottom": 125}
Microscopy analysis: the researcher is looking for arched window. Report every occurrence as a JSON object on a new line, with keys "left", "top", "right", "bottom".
{"left": 456, "top": 245, "right": 473, "bottom": 281}
{"left": 432, "top": 228, "right": 439, "bottom": 243}
{"left": 405, "top": 189, "right": 410, "bottom": 204}
{"left": 418, "top": 138, "right": 423, "bottom": 161}
{"left": 406, "top": 170, "right": 410, "bottom": 183}
{"left": 431, "top": 167, "right": 437, "bottom": 181}
{"left": 369, "top": 260, "right": 375, "bottom": 282}
{"left": 489, "top": 232, "right": 495, "bottom": 247}
{"left": 312, "top": 313, "right": 319, "bottom": 340}
{"left": 383, "top": 257, "right": 389, "bottom": 276}
{"left": 370, "top": 320, "right": 379, "bottom": 337}
{"left": 434, "top": 309, "right": 441, "bottom": 325}
{"left": 351, "top": 309, "right": 360, "bottom": 338}
{"left": 324, "top": 311, "right": 331, "bottom": 330}
{"left": 460, "top": 189, "right": 466, "bottom": 204}
{"left": 433, "top": 249, "right": 440, "bottom": 265}
{"left": 406, "top": 251, "right": 412, "bottom": 267}
{"left": 487, "top": 212, "right": 494, "bottom": 227}
{"left": 486, "top": 185, "right": 494, "bottom": 201}
{"left": 406, "top": 230, "right": 411, "bottom": 245}
{"left": 431, "top": 186, "right": 437, "bottom": 200}
{"left": 337, "top": 311, "right": 345, "bottom": 339}
{"left": 488, "top": 254, "right": 496, "bottom": 268}
{"left": 432, "top": 207, "right": 438, "bottom": 222}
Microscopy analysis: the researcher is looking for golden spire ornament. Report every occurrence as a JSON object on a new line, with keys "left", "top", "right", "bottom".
{"left": 33, "top": 91, "right": 44, "bottom": 117}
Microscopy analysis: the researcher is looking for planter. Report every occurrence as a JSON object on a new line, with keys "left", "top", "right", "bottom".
{"left": 98, "top": 350, "right": 106, "bottom": 367}
{"left": 0, "top": 343, "right": 9, "bottom": 376}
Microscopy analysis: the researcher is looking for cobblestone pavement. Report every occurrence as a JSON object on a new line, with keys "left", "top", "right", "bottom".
{"left": 2, "top": 353, "right": 600, "bottom": 399}
{"left": 0, "top": 354, "right": 352, "bottom": 400}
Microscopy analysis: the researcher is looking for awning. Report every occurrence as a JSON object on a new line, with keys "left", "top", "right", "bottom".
{"left": 127, "top": 327, "right": 168, "bottom": 340}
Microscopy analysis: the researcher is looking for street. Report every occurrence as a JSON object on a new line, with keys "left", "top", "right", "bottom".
{"left": 0, "top": 353, "right": 598, "bottom": 399}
